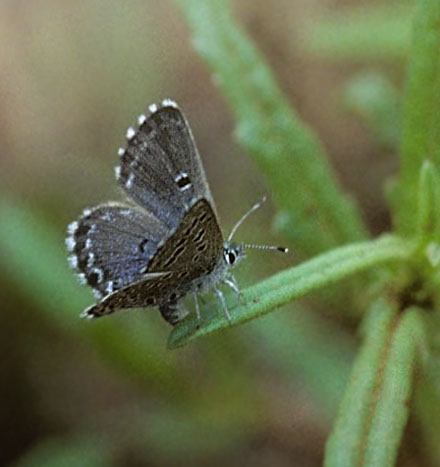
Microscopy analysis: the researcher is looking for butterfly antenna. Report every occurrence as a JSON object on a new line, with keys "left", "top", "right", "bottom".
{"left": 228, "top": 196, "right": 267, "bottom": 242}
{"left": 244, "top": 243, "right": 289, "bottom": 253}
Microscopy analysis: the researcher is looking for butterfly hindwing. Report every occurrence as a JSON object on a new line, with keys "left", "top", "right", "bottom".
{"left": 116, "top": 100, "right": 216, "bottom": 231}
{"left": 66, "top": 203, "right": 169, "bottom": 298}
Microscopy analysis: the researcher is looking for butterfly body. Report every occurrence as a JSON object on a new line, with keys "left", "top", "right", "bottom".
{"left": 66, "top": 100, "right": 251, "bottom": 325}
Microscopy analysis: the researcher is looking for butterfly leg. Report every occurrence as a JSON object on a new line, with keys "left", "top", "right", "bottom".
{"left": 214, "top": 287, "right": 232, "bottom": 323}
{"left": 193, "top": 292, "right": 202, "bottom": 326}
{"left": 223, "top": 275, "right": 242, "bottom": 300}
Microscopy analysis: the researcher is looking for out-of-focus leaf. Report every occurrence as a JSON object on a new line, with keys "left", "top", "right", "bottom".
{"left": 324, "top": 298, "right": 396, "bottom": 467}
{"left": 363, "top": 308, "right": 426, "bottom": 466}
{"left": 300, "top": 3, "right": 412, "bottom": 61}
{"left": 416, "top": 161, "right": 440, "bottom": 242}
{"left": 250, "top": 308, "right": 355, "bottom": 422}
{"left": 344, "top": 72, "right": 401, "bottom": 149}
{"left": 393, "top": 0, "right": 440, "bottom": 234}
{"left": 14, "top": 436, "right": 109, "bottom": 467}
{"left": 175, "top": 0, "right": 368, "bottom": 257}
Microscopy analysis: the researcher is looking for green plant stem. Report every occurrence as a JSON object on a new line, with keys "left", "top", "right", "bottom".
{"left": 175, "top": 0, "right": 367, "bottom": 256}
{"left": 324, "top": 297, "right": 396, "bottom": 467}
{"left": 394, "top": 0, "right": 440, "bottom": 234}
{"left": 169, "top": 235, "right": 415, "bottom": 348}
{"left": 325, "top": 306, "right": 426, "bottom": 467}
{"left": 416, "top": 161, "right": 437, "bottom": 239}
{"left": 362, "top": 308, "right": 426, "bottom": 466}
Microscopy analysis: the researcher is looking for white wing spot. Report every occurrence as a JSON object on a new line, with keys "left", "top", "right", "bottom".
{"left": 92, "top": 268, "right": 104, "bottom": 283}
{"left": 87, "top": 252, "right": 95, "bottom": 268}
{"left": 68, "top": 255, "right": 78, "bottom": 268}
{"left": 148, "top": 103, "right": 158, "bottom": 113}
{"left": 105, "top": 281, "right": 114, "bottom": 294}
{"left": 117, "top": 147, "right": 125, "bottom": 157}
{"left": 82, "top": 208, "right": 92, "bottom": 217}
{"left": 93, "top": 289, "right": 103, "bottom": 299}
{"left": 126, "top": 127, "right": 136, "bottom": 140}
{"left": 137, "top": 114, "right": 146, "bottom": 125}
{"left": 126, "top": 173, "right": 135, "bottom": 189}
{"left": 65, "top": 236, "right": 75, "bottom": 251}
{"left": 85, "top": 238, "right": 92, "bottom": 249}
{"left": 162, "top": 99, "right": 178, "bottom": 108}
{"left": 101, "top": 212, "right": 112, "bottom": 221}
{"left": 120, "top": 209, "right": 132, "bottom": 216}
{"left": 77, "top": 273, "right": 87, "bottom": 285}
{"left": 67, "top": 221, "right": 78, "bottom": 235}
{"left": 115, "top": 166, "right": 121, "bottom": 180}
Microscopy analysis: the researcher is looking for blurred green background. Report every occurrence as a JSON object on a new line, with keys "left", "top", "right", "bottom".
{"left": 0, "top": 0, "right": 418, "bottom": 465}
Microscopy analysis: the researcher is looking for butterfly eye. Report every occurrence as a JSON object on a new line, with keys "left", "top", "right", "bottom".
{"left": 227, "top": 251, "right": 236, "bottom": 265}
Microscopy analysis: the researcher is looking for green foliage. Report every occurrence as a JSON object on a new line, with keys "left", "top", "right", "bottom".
{"left": 394, "top": 0, "right": 440, "bottom": 235}
{"left": 362, "top": 309, "right": 426, "bottom": 466}
{"left": 249, "top": 310, "right": 355, "bottom": 422}
{"left": 299, "top": 2, "right": 413, "bottom": 62}
{"left": 324, "top": 298, "right": 397, "bottom": 467}
{"left": 325, "top": 302, "right": 427, "bottom": 467}
{"left": 14, "top": 437, "right": 110, "bottom": 467}
{"left": 343, "top": 72, "right": 401, "bottom": 150}
{"left": 175, "top": 0, "right": 367, "bottom": 257}
{"left": 170, "top": 0, "right": 440, "bottom": 465}
{"left": 416, "top": 161, "right": 440, "bottom": 241}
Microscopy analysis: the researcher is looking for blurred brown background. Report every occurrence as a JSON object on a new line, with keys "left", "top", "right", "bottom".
{"left": 0, "top": 1, "right": 413, "bottom": 466}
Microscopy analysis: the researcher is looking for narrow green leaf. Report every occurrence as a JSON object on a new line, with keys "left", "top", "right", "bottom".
{"left": 363, "top": 308, "right": 426, "bottom": 467}
{"left": 416, "top": 160, "right": 440, "bottom": 239}
{"left": 344, "top": 72, "right": 401, "bottom": 150}
{"left": 169, "top": 235, "right": 415, "bottom": 348}
{"left": 324, "top": 298, "right": 396, "bottom": 467}
{"left": 300, "top": 3, "right": 412, "bottom": 62}
{"left": 394, "top": 0, "right": 440, "bottom": 234}
{"left": 14, "top": 436, "right": 110, "bottom": 467}
{"left": 175, "top": 0, "right": 367, "bottom": 255}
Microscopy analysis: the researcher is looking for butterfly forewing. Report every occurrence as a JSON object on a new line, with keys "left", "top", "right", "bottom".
{"left": 82, "top": 199, "right": 223, "bottom": 318}
{"left": 116, "top": 101, "right": 216, "bottom": 231}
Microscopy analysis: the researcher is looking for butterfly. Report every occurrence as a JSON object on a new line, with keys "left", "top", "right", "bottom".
{"left": 66, "top": 99, "right": 287, "bottom": 325}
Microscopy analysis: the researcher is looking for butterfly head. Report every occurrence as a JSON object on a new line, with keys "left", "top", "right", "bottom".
{"left": 223, "top": 241, "right": 246, "bottom": 268}
{"left": 224, "top": 197, "right": 289, "bottom": 269}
